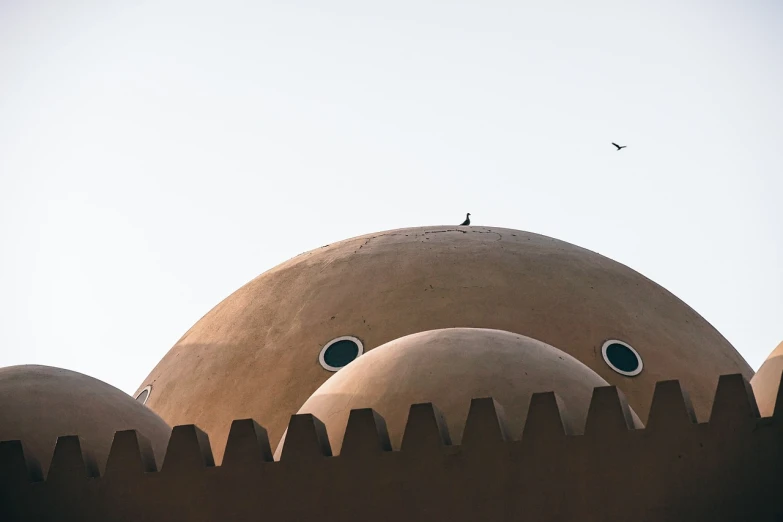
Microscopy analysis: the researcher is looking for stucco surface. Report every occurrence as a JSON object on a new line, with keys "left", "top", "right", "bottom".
{"left": 276, "top": 328, "right": 641, "bottom": 456}
{"left": 0, "top": 365, "right": 171, "bottom": 475}
{"left": 137, "top": 226, "right": 752, "bottom": 461}
{"left": 750, "top": 340, "right": 783, "bottom": 417}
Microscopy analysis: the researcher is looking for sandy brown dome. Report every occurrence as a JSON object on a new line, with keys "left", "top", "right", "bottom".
{"left": 750, "top": 340, "right": 783, "bottom": 417}
{"left": 0, "top": 365, "right": 171, "bottom": 475}
{"left": 137, "top": 226, "right": 752, "bottom": 461}
{"left": 275, "top": 328, "right": 642, "bottom": 457}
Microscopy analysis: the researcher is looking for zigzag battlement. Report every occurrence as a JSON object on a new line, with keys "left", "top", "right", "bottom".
{"left": 2, "top": 374, "right": 783, "bottom": 522}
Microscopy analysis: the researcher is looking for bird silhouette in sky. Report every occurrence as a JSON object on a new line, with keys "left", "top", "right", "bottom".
{"left": 460, "top": 213, "right": 471, "bottom": 226}
{"left": 612, "top": 142, "right": 627, "bottom": 151}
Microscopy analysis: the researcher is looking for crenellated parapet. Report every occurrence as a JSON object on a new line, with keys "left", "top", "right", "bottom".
{"left": 2, "top": 374, "right": 783, "bottom": 522}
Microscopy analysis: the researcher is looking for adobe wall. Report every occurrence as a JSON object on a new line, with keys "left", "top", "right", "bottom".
{"left": 2, "top": 374, "right": 782, "bottom": 522}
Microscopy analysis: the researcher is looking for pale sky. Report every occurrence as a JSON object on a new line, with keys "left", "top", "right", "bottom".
{"left": 1, "top": 1, "right": 781, "bottom": 395}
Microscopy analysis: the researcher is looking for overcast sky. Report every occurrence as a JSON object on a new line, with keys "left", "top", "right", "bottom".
{"left": 1, "top": 1, "right": 781, "bottom": 395}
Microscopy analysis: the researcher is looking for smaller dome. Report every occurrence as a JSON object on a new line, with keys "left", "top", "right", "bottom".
{"left": 275, "top": 328, "right": 641, "bottom": 456}
{"left": 750, "top": 341, "right": 783, "bottom": 416}
{"left": 0, "top": 365, "right": 171, "bottom": 475}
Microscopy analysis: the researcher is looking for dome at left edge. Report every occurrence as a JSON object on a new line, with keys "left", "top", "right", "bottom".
{"left": 0, "top": 364, "right": 171, "bottom": 475}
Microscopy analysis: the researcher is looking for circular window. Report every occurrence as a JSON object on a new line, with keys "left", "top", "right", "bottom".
{"left": 135, "top": 385, "right": 152, "bottom": 405}
{"left": 319, "top": 336, "right": 364, "bottom": 372}
{"left": 601, "top": 340, "right": 643, "bottom": 376}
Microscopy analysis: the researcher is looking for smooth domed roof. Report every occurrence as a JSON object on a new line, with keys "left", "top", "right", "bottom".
{"left": 0, "top": 365, "right": 171, "bottom": 475}
{"left": 750, "top": 340, "right": 783, "bottom": 416}
{"left": 137, "top": 226, "right": 752, "bottom": 460}
{"left": 275, "top": 328, "right": 641, "bottom": 456}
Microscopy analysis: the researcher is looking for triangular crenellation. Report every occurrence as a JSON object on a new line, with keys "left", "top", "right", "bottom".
{"left": 400, "top": 402, "right": 451, "bottom": 453}
{"left": 583, "top": 386, "right": 637, "bottom": 436}
{"left": 709, "top": 374, "right": 760, "bottom": 425}
{"left": 222, "top": 419, "right": 272, "bottom": 468}
{"left": 340, "top": 408, "right": 392, "bottom": 457}
{"left": 46, "top": 435, "right": 99, "bottom": 482}
{"left": 104, "top": 430, "right": 157, "bottom": 478}
{"left": 0, "top": 440, "right": 42, "bottom": 487}
{"left": 461, "top": 397, "right": 508, "bottom": 448}
{"left": 646, "top": 380, "right": 697, "bottom": 430}
{"left": 161, "top": 425, "right": 215, "bottom": 473}
{"left": 1, "top": 374, "right": 782, "bottom": 522}
{"left": 280, "top": 414, "right": 332, "bottom": 462}
{"left": 522, "top": 391, "right": 571, "bottom": 441}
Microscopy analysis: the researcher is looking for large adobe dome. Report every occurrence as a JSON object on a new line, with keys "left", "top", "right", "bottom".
{"left": 137, "top": 226, "right": 752, "bottom": 461}
{"left": 0, "top": 365, "right": 171, "bottom": 475}
{"left": 750, "top": 340, "right": 783, "bottom": 416}
{"left": 276, "top": 328, "right": 642, "bottom": 456}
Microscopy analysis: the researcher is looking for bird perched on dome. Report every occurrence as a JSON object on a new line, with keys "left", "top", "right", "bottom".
{"left": 460, "top": 213, "right": 471, "bottom": 226}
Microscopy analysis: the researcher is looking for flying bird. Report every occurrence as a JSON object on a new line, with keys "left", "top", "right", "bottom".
{"left": 460, "top": 213, "right": 471, "bottom": 226}
{"left": 612, "top": 142, "right": 627, "bottom": 151}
